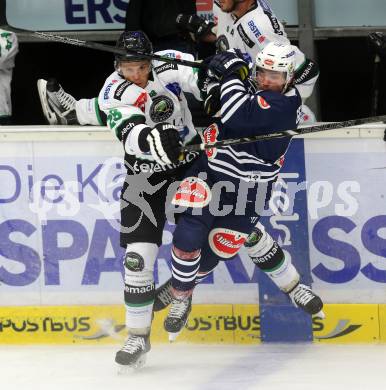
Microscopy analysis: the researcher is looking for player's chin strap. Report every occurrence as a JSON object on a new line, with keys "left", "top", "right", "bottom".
{"left": 181, "top": 114, "right": 386, "bottom": 153}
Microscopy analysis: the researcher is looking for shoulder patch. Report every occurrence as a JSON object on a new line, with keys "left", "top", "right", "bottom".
{"left": 262, "top": 11, "right": 284, "bottom": 36}
{"left": 134, "top": 92, "right": 148, "bottom": 113}
{"left": 257, "top": 95, "right": 271, "bottom": 109}
{"left": 237, "top": 24, "right": 255, "bottom": 49}
{"left": 114, "top": 80, "right": 132, "bottom": 101}
{"left": 294, "top": 60, "right": 319, "bottom": 85}
{"left": 154, "top": 62, "right": 178, "bottom": 75}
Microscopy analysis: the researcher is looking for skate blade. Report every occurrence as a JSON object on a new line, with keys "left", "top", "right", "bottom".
{"left": 116, "top": 355, "right": 147, "bottom": 374}
{"left": 313, "top": 309, "right": 325, "bottom": 319}
{"left": 168, "top": 331, "right": 182, "bottom": 342}
{"left": 36, "top": 79, "right": 58, "bottom": 125}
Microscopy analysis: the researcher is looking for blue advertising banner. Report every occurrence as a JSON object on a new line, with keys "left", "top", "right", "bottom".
{"left": 258, "top": 139, "right": 313, "bottom": 341}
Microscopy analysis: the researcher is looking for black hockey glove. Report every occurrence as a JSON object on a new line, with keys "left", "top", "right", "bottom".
{"left": 196, "top": 55, "right": 221, "bottom": 116}
{"left": 368, "top": 32, "right": 386, "bottom": 58}
{"left": 146, "top": 123, "right": 182, "bottom": 165}
{"left": 176, "top": 14, "right": 215, "bottom": 41}
{"left": 203, "top": 81, "right": 221, "bottom": 117}
{"left": 207, "top": 50, "right": 249, "bottom": 81}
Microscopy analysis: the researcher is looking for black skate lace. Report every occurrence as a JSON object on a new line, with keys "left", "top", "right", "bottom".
{"left": 121, "top": 335, "right": 145, "bottom": 353}
{"left": 169, "top": 298, "right": 190, "bottom": 318}
{"left": 292, "top": 285, "right": 314, "bottom": 306}
{"left": 56, "top": 88, "right": 76, "bottom": 111}
{"left": 157, "top": 284, "right": 173, "bottom": 305}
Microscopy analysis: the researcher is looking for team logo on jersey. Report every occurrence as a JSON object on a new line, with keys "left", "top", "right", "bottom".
{"left": 172, "top": 177, "right": 212, "bottom": 208}
{"left": 150, "top": 95, "right": 174, "bottom": 122}
{"left": 134, "top": 92, "right": 148, "bottom": 113}
{"left": 209, "top": 228, "right": 249, "bottom": 259}
{"left": 257, "top": 95, "right": 271, "bottom": 109}
{"left": 202, "top": 123, "right": 219, "bottom": 160}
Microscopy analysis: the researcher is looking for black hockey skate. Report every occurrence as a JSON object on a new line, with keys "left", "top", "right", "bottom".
{"left": 153, "top": 278, "right": 173, "bottom": 312}
{"left": 164, "top": 296, "right": 192, "bottom": 342}
{"left": 288, "top": 283, "right": 325, "bottom": 318}
{"left": 37, "top": 78, "right": 79, "bottom": 125}
{"left": 115, "top": 333, "right": 151, "bottom": 371}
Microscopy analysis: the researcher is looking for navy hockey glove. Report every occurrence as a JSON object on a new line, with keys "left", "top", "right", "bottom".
{"left": 146, "top": 123, "right": 182, "bottom": 165}
{"left": 176, "top": 14, "right": 215, "bottom": 40}
{"left": 203, "top": 81, "right": 221, "bottom": 116}
{"left": 207, "top": 50, "right": 249, "bottom": 81}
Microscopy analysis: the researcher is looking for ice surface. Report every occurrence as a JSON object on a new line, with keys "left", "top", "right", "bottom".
{"left": 1, "top": 343, "right": 385, "bottom": 390}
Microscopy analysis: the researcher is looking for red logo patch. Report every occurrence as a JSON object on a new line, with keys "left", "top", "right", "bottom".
{"left": 196, "top": 0, "right": 212, "bottom": 12}
{"left": 202, "top": 123, "right": 219, "bottom": 159}
{"left": 134, "top": 92, "right": 147, "bottom": 113}
{"left": 172, "top": 177, "right": 211, "bottom": 208}
{"left": 209, "top": 228, "right": 248, "bottom": 258}
{"left": 275, "top": 155, "right": 285, "bottom": 167}
{"left": 257, "top": 95, "right": 271, "bottom": 110}
{"left": 264, "top": 58, "right": 274, "bottom": 66}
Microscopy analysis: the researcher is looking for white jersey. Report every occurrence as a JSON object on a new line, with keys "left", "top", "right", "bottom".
{"left": 0, "top": 29, "right": 18, "bottom": 118}
{"left": 213, "top": 0, "right": 317, "bottom": 100}
{"left": 98, "top": 50, "right": 201, "bottom": 173}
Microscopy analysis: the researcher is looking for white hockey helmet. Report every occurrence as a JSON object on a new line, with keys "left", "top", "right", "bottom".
{"left": 255, "top": 42, "right": 296, "bottom": 92}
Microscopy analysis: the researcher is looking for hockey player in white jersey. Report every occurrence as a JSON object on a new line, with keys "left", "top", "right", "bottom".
{"left": 37, "top": 1, "right": 323, "bottom": 322}
{"left": 0, "top": 29, "right": 18, "bottom": 125}
{"left": 37, "top": 0, "right": 317, "bottom": 126}
{"left": 211, "top": 0, "right": 318, "bottom": 120}
{"left": 176, "top": 0, "right": 318, "bottom": 122}
{"left": 96, "top": 30, "right": 202, "bottom": 370}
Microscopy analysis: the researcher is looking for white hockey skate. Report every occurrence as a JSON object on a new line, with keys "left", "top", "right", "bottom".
{"left": 164, "top": 295, "right": 192, "bottom": 342}
{"left": 37, "top": 78, "right": 78, "bottom": 125}
{"left": 288, "top": 283, "right": 325, "bottom": 318}
{"left": 115, "top": 333, "right": 151, "bottom": 372}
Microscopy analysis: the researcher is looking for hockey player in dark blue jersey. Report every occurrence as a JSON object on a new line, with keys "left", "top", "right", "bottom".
{"left": 162, "top": 42, "right": 324, "bottom": 340}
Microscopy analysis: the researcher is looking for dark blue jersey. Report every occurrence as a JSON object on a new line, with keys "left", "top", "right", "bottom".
{"left": 204, "top": 74, "right": 302, "bottom": 185}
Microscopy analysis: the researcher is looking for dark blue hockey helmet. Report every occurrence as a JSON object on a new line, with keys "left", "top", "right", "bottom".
{"left": 115, "top": 31, "right": 153, "bottom": 63}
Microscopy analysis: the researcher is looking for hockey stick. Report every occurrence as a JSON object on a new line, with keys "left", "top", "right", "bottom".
{"left": 182, "top": 114, "right": 386, "bottom": 152}
{"left": 0, "top": 4, "right": 204, "bottom": 69}
{"left": 5, "top": 27, "right": 204, "bottom": 69}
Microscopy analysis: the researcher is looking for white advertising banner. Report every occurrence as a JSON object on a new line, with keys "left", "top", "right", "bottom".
{"left": 1, "top": 131, "right": 385, "bottom": 306}
{"left": 305, "top": 138, "right": 386, "bottom": 303}
{"left": 0, "top": 136, "right": 261, "bottom": 306}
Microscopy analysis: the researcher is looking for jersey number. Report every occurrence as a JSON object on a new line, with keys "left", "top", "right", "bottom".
{"left": 107, "top": 109, "right": 122, "bottom": 129}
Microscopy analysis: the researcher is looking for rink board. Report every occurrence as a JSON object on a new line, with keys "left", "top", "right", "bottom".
{"left": 1, "top": 130, "right": 386, "bottom": 308}
{"left": 0, "top": 304, "right": 382, "bottom": 345}
{"left": 379, "top": 305, "right": 386, "bottom": 342}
